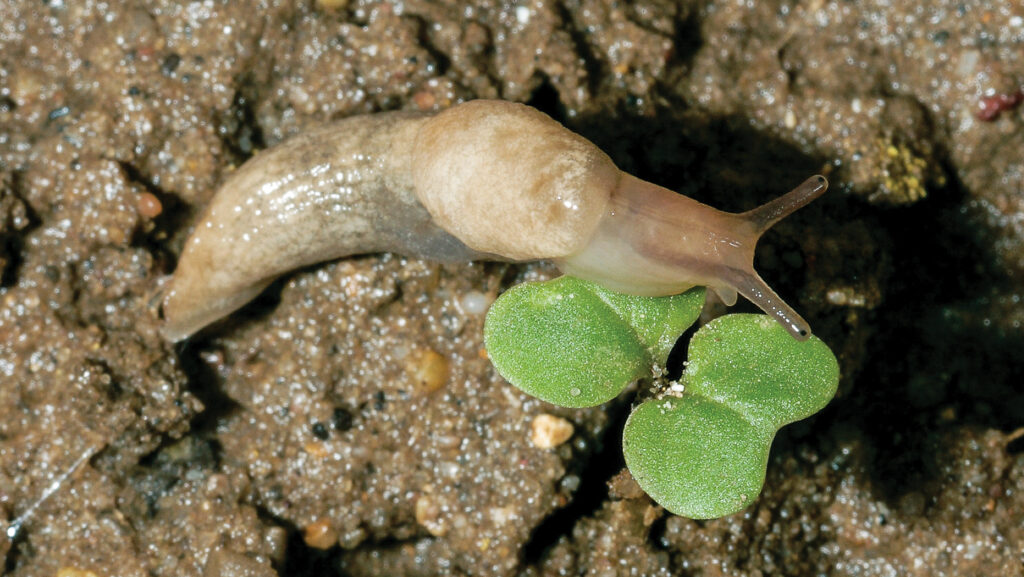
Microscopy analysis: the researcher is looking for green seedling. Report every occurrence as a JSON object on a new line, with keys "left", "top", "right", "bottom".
{"left": 484, "top": 276, "right": 705, "bottom": 407}
{"left": 484, "top": 277, "right": 839, "bottom": 519}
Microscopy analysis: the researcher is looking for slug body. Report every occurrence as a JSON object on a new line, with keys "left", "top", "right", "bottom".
{"left": 162, "top": 100, "right": 826, "bottom": 342}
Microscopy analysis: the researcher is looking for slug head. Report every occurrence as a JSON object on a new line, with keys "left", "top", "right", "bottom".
{"left": 558, "top": 175, "right": 828, "bottom": 340}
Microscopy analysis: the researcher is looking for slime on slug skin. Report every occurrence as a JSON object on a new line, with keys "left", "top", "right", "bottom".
{"left": 161, "top": 100, "right": 827, "bottom": 342}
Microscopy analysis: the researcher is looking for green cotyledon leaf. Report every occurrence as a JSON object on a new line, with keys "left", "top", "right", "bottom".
{"left": 623, "top": 395, "right": 771, "bottom": 519}
{"left": 682, "top": 314, "right": 840, "bottom": 432}
{"left": 623, "top": 314, "right": 839, "bottom": 518}
{"left": 484, "top": 276, "right": 704, "bottom": 408}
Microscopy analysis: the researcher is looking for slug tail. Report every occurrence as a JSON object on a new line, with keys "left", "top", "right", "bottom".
{"left": 161, "top": 277, "right": 274, "bottom": 342}
{"left": 719, "top": 267, "right": 812, "bottom": 341}
{"left": 741, "top": 175, "right": 828, "bottom": 235}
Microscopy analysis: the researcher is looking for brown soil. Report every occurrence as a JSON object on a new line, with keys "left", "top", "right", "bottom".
{"left": 2, "top": 0, "right": 1022, "bottom": 576}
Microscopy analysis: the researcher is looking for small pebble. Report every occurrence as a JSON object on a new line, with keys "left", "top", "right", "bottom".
{"left": 414, "top": 494, "right": 448, "bottom": 536}
{"left": 303, "top": 441, "right": 329, "bottom": 459}
{"left": 136, "top": 192, "right": 163, "bottom": 218}
{"left": 459, "top": 290, "right": 491, "bottom": 315}
{"left": 413, "top": 90, "right": 437, "bottom": 110}
{"left": 303, "top": 518, "right": 338, "bottom": 550}
{"left": 530, "top": 414, "right": 574, "bottom": 449}
{"left": 404, "top": 348, "right": 449, "bottom": 395}
{"left": 311, "top": 421, "right": 329, "bottom": 440}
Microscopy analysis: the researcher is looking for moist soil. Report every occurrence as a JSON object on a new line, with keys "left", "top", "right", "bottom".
{"left": 2, "top": 0, "right": 1023, "bottom": 576}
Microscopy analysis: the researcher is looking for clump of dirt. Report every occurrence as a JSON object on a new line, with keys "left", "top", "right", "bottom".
{"left": 2, "top": 0, "right": 1023, "bottom": 576}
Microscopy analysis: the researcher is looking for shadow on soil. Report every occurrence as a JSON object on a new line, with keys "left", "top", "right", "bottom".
{"left": 834, "top": 170, "right": 1024, "bottom": 501}
{"left": 540, "top": 95, "right": 1024, "bottom": 514}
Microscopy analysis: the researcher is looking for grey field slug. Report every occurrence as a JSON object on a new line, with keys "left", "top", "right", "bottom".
{"left": 161, "top": 99, "right": 827, "bottom": 342}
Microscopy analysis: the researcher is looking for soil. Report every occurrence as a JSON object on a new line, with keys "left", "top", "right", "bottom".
{"left": 2, "top": 0, "right": 1023, "bottom": 576}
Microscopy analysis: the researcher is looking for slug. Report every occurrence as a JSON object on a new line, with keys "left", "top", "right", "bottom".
{"left": 162, "top": 100, "right": 827, "bottom": 342}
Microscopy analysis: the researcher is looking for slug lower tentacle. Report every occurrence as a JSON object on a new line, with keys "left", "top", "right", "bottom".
{"left": 162, "top": 100, "right": 827, "bottom": 342}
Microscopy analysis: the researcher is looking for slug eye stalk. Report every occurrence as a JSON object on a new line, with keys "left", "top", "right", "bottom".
{"left": 728, "top": 175, "right": 828, "bottom": 340}
{"left": 559, "top": 175, "right": 828, "bottom": 340}
{"left": 743, "top": 175, "right": 828, "bottom": 235}
{"left": 718, "top": 266, "right": 811, "bottom": 340}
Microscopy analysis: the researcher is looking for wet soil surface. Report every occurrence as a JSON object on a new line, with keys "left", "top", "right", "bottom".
{"left": 2, "top": 0, "right": 1023, "bottom": 575}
